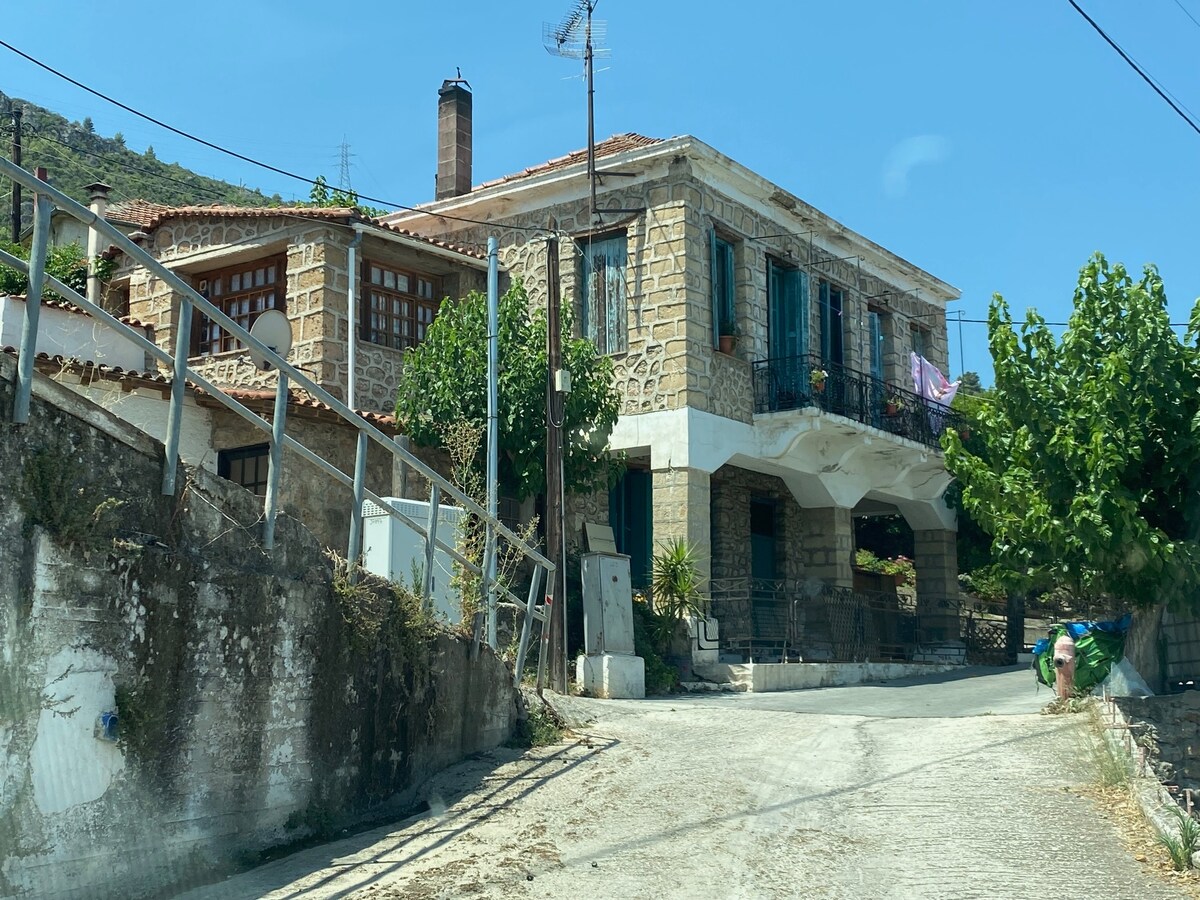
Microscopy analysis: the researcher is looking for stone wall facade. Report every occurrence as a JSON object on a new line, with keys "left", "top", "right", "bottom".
{"left": 0, "top": 355, "right": 518, "bottom": 900}
{"left": 122, "top": 216, "right": 487, "bottom": 416}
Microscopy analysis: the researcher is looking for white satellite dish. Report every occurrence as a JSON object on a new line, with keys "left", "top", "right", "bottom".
{"left": 247, "top": 309, "right": 293, "bottom": 372}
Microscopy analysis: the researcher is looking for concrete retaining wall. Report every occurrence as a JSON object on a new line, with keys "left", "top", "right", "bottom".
{"left": 0, "top": 354, "right": 518, "bottom": 900}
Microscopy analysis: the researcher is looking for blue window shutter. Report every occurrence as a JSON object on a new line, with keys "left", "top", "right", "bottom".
{"left": 710, "top": 228, "right": 720, "bottom": 349}
{"left": 869, "top": 311, "right": 884, "bottom": 381}
{"left": 797, "top": 270, "right": 809, "bottom": 357}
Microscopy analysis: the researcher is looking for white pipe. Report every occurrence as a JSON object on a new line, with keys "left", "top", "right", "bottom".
{"left": 347, "top": 230, "right": 363, "bottom": 410}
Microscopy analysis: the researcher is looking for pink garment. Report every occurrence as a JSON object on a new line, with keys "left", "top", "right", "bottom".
{"left": 1053, "top": 634, "right": 1077, "bottom": 700}
{"left": 910, "top": 353, "right": 961, "bottom": 407}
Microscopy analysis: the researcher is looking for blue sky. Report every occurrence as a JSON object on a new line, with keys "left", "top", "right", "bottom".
{"left": 3, "top": 1, "right": 1198, "bottom": 383}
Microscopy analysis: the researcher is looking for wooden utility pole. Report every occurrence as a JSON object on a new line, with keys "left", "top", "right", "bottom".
{"left": 11, "top": 105, "right": 22, "bottom": 242}
{"left": 545, "top": 236, "right": 568, "bottom": 692}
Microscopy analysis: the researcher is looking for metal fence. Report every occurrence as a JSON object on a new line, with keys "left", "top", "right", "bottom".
{"left": 0, "top": 157, "right": 553, "bottom": 687}
{"left": 709, "top": 577, "right": 934, "bottom": 663}
{"left": 751, "top": 353, "right": 965, "bottom": 449}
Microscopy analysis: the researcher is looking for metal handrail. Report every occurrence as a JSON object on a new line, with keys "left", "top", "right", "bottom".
{"left": 750, "top": 352, "right": 965, "bottom": 449}
{"left": 0, "top": 157, "right": 552, "bottom": 681}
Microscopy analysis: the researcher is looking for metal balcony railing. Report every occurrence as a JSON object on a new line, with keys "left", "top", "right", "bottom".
{"left": 751, "top": 353, "right": 965, "bottom": 449}
{"left": 0, "top": 157, "right": 553, "bottom": 688}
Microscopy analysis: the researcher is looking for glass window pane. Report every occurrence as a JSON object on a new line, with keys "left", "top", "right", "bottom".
{"left": 371, "top": 266, "right": 381, "bottom": 285}
{"left": 230, "top": 273, "right": 240, "bottom": 291}
{"left": 398, "top": 274, "right": 410, "bottom": 293}
{"left": 255, "top": 268, "right": 265, "bottom": 286}
{"left": 383, "top": 270, "right": 395, "bottom": 289}
{"left": 267, "top": 265, "right": 276, "bottom": 283}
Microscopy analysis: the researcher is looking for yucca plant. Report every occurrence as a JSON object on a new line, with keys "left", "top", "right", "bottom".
{"left": 649, "top": 537, "right": 708, "bottom": 650}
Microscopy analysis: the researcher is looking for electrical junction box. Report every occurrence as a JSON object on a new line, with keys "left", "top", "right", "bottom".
{"left": 580, "top": 551, "right": 635, "bottom": 656}
{"left": 362, "top": 497, "right": 464, "bottom": 625}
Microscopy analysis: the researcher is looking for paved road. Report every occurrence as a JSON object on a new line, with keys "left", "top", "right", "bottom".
{"left": 182, "top": 667, "right": 1190, "bottom": 900}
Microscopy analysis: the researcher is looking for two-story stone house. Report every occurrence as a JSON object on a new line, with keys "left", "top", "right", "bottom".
{"left": 387, "top": 83, "right": 965, "bottom": 658}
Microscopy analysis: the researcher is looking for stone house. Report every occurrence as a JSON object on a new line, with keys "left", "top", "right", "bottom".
{"left": 8, "top": 202, "right": 492, "bottom": 549}
{"left": 387, "top": 83, "right": 966, "bottom": 659}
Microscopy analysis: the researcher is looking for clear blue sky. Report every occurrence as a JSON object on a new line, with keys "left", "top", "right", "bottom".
{"left": 3, "top": 1, "right": 1198, "bottom": 384}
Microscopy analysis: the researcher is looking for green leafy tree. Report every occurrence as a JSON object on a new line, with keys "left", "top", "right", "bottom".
{"left": 395, "top": 279, "right": 623, "bottom": 500}
{"left": 944, "top": 253, "right": 1200, "bottom": 611}
{"left": 0, "top": 241, "right": 88, "bottom": 301}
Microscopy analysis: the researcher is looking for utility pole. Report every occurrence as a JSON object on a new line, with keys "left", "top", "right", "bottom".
{"left": 11, "top": 105, "right": 22, "bottom": 242}
{"left": 584, "top": 1, "right": 597, "bottom": 225}
{"left": 545, "top": 236, "right": 568, "bottom": 692}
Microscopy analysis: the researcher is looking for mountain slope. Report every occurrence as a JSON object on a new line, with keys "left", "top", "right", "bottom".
{"left": 0, "top": 90, "right": 276, "bottom": 231}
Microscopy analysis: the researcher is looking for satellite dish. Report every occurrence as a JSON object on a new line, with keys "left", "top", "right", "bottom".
{"left": 248, "top": 309, "right": 293, "bottom": 372}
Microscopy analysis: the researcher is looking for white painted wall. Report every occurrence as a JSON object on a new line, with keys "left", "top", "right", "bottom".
{"left": 64, "top": 384, "right": 218, "bottom": 473}
{"left": 0, "top": 295, "right": 146, "bottom": 371}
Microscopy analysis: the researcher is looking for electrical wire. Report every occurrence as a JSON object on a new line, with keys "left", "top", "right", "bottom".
{"left": 0, "top": 37, "right": 557, "bottom": 234}
{"left": 1066, "top": 0, "right": 1200, "bottom": 137}
{"left": 1172, "top": 0, "right": 1200, "bottom": 32}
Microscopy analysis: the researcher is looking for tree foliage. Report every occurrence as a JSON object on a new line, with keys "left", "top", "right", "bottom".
{"left": 944, "top": 253, "right": 1200, "bottom": 610}
{"left": 0, "top": 240, "right": 88, "bottom": 301}
{"left": 2, "top": 91, "right": 269, "bottom": 232}
{"left": 394, "top": 280, "right": 623, "bottom": 501}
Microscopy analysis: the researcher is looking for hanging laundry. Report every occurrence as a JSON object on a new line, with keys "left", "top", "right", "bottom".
{"left": 910, "top": 353, "right": 961, "bottom": 407}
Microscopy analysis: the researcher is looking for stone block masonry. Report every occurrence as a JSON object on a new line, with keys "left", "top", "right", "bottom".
{"left": 0, "top": 355, "right": 519, "bottom": 900}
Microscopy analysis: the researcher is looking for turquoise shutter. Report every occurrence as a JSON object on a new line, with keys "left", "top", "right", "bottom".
{"left": 709, "top": 228, "right": 720, "bottom": 349}
{"left": 869, "top": 311, "right": 884, "bottom": 381}
{"left": 797, "top": 270, "right": 809, "bottom": 357}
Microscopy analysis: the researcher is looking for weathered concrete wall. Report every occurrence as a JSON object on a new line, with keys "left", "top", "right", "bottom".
{"left": 0, "top": 356, "right": 518, "bottom": 900}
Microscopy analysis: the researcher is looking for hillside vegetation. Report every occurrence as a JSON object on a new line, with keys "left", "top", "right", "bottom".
{"left": 0, "top": 91, "right": 274, "bottom": 231}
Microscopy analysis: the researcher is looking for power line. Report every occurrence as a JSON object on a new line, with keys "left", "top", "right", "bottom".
{"left": 1066, "top": 0, "right": 1200, "bottom": 137}
{"left": 0, "top": 37, "right": 554, "bottom": 234}
{"left": 1173, "top": 0, "right": 1200, "bottom": 31}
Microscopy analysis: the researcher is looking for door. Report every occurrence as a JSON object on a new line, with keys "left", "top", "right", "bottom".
{"left": 750, "top": 499, "right": 781, "bottom": 652}
{"left": 609, "top": 468, "right": 653, "bottom": 589}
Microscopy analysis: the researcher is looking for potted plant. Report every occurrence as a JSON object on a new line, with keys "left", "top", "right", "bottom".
{"left": 650, "top": 537, "right": 709, "bottom": 653}
{"left": 884, "top": 390, "right": 905, "bottom": 416}
{"left": 810, "top": 367, "right": 828, "bottom": 393}
{"left": 718, "top": 320, "right": 740, "bottom": 355}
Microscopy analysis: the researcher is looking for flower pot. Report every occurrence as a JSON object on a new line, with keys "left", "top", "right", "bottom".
{"left": 885, "top": 402, "right": 899, "bottom": 416}
{"left": 812, "top": 380, "right": 826, "bottom": 394}
{"left": 718, "top": 334, "right": 736, "bottom": 355}
{"left": 959, "top": 427, "right": 971, "bottom": 441}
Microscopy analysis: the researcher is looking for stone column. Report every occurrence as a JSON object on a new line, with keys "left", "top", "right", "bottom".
{"left": 799, "top": 506, "right": 854, "bottom": 588}
{"left": 652, "top": 466, "right": 711, "bottom": 586}
{"left": 914, "top": 528, "right": 960, "bottom": 643}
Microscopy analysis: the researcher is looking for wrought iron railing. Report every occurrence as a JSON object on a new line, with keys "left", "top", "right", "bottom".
{"left": 751, "top": 353, "right": 965, "bottom": 449}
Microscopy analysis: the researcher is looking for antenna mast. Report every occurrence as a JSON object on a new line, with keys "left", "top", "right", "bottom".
{"left": 544, "top": 0, "right": 608, "bottom": 226}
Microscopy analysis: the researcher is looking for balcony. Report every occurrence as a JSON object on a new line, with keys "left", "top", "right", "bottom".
{"left": 751, "top": 353, "right": 965, "bottom": 450}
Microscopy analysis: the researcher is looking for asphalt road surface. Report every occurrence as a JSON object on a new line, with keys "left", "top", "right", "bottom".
{"left": 180, "top": 667, "right": 1192, "bottom": 900}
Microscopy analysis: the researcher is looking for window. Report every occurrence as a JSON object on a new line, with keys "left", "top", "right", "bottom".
{"left": 911, "top": 323, "right": 928, "bottom": 358}
{"left": 709, "top": 230, "right": 736, "bottom": 347}
{"left": 218, "top": 444, "right": 270, "bottom": 496}
{"left": 193, "top": 255, "right": 286, "bottom": 356}
{"left": 609, "top": 468, "right": 652, "bottom": 588}
{"left": 363, "top": 260, "right": 440, "bottom": 351}
{"left": 578, "top": 232, "right": 627, "bottom": 354}
{"left": 768, "top": 258, "right": 807, "bottom": 359}
{"left": 819, "top": 280, "right": 846, "bottom": 365}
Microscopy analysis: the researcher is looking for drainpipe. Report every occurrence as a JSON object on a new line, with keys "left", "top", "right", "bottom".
{"left": 347, "top": 229, "right": 364, "bottom": 410}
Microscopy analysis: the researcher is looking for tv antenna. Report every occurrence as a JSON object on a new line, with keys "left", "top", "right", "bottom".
{"left": 544, "top": 0, "right": 609, "bottom": 225}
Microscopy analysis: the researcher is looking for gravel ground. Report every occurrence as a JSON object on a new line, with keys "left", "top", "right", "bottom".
{"left": 179, "top": 667, "right": 1195, "bottom": 900}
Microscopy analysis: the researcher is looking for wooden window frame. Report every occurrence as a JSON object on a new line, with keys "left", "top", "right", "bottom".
{"left": 191, "top": 254, "right": 287, "bottom": 357}
{"left": 362, "top": 259, "right": 440, "bottom": 351}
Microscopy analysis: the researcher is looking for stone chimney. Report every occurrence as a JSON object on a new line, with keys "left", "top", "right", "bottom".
{"left": 436, "top": 79, "right": 472, "bottom": 200}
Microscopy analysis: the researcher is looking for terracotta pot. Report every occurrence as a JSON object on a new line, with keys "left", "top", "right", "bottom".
{"left": 718, "top": 334, "right": 736, "bottom": 355}
{"left": 960, "top": 427, "right": 971, "bottom": 440}
{"left": 812, "top": 380, "right": 826, "bottom": 393}
{"left": 885, "top": 402, "right": 899, "bottom": 416}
